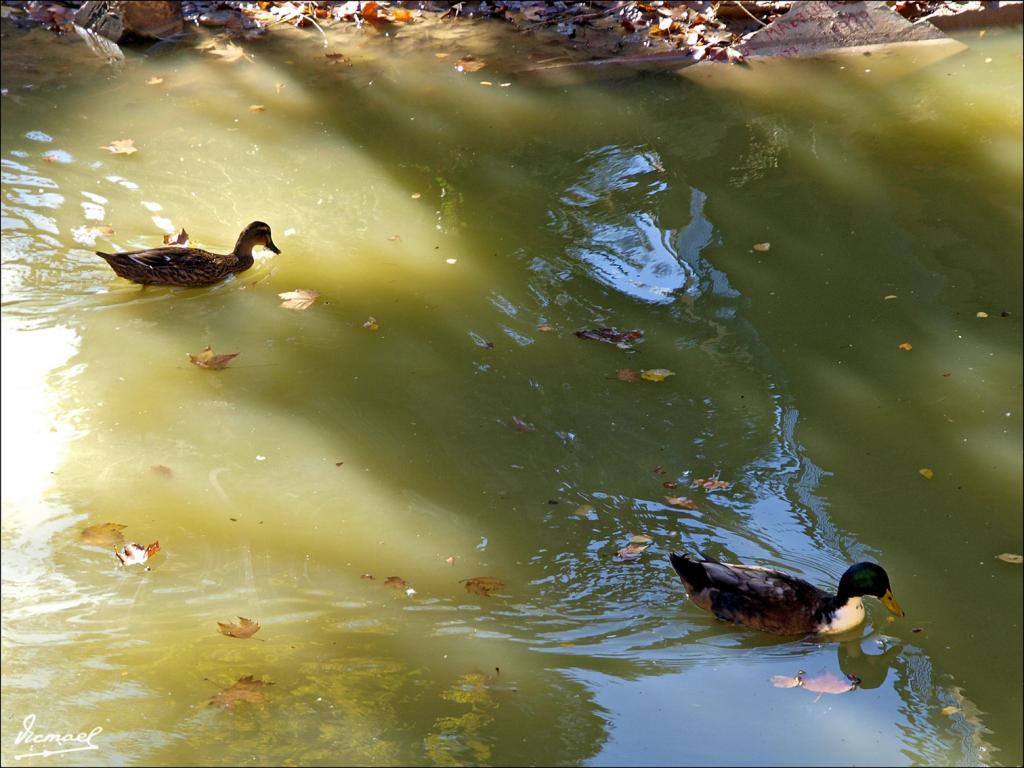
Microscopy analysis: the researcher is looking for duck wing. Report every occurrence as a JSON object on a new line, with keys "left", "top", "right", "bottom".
{"left": 671, "top": 553, "right": 831, "bottom": 635}
{"left": 96, "top": 247, "right": 231, "bottom": 286}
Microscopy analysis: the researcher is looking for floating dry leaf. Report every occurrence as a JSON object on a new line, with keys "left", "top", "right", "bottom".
{"left": 616, "top": 368, "right": 640, "bottom": 382}
{"left": 462, "top": 576, "right": 504, "bottom": 596}
{"left": 115, "top": 541, "right": 160, "bottom": 566}
{"left": 641, "top": 368, "right": 674, "bottom": 382}
{"left": 189, "top": 346, "right": 239, "bottom": 370}
{"left": 384, "top": 576, "right": 408, "bottom": 589}
{"left": 662, "top": 480, "right": 679, "bottom": 489}
{"left": 217, "top": 616, "right": 261, "bottom": 639}
{"left": 801, "top": 671, "right": 859, "bottom": 695}
{"left": 435, "top": 52, "right": 450, "bottom": 60}
{"left": 162, "top": 228, "right": 189, "bottom": 246}
{"left": 614, "top": 542, "right": 650, "bottom": 562}
{"left": 411, "top": 192, "right": 421, "bottom": 199}
{"left": 278, "top": 289, "right": 319, "bottom": 310}
{"left": 360, "top": 573, "right": 375, "bottom": 580}
{"left": 42, "top": 154, "right": 60, "bottom": 163}
{"left": 919, "top": 468, "right": 934, "bottom": 480}
{"left": 941, "top": 705, "right": 961, "bottom": 716}
{"left": 510, "top": 415, "right": 535, "bottom": 432}
{"left": 996, "top": 553, "right": 1023, "bottom": 564}
{"left": 90, "top": 225, "right": 115, "bottom": 238}
{"left": 694, "top": 477, "right": 731, "bottom": 492}
{"left": 771, "top": 670, "right": 858, "bottom": 694}
{"left": 537, "top": 323, "right": 555, "bottom": 332}
{"left": 445, "top": 556, "right": 456, "bottom": 566}
{"left": 362, "top": 316, "right": 379, "bottom": 331}
{"left": 248, "top": 104, "right": 266, "bottom": 112}
{"left": 456, "top": 56, "right": 485, "bottom": 73}
{"left": 151, "top": 464, "right": 172, "bottom": 476}
{"left": 386, "top": 234, "right": 401, "bottom": 241}
{"left": 206, "top": 41, "right": 248, "bottom": 63}
{"left": 752, "top": 242, "right": 771, "bottom": 252}
{"left": 770, "top": 674, "right": 802, "bottom": 689}
{"left": 209, "top": 675, "right": 272, "bottom": 709}
{"left": 81, "top": 522, "right": 127, "bottom": 547}
{"left": 100, "top": 139, "right": 137, "bottom": 155}
{"left": 665, "top": 496, "right": 698, "bottom": 510}
{"left": 145, "top": 76, "right": 164, "bottom": 85}
{"left": 975, "top": 311, "right": 989, "bottom": 318}
{"left": 575, "top": 328, "right": 643, "bottom": 346}
{"left": 898, "top": 342, "right": 913, "bottom": 351}
{"left": 884, "top": 294, "right": 898, "bottom": 300}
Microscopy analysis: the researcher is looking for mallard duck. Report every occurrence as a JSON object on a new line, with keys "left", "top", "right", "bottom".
{"left": 669, "top": 552, "right": 903, "bottom": 636}
{"left": 96, "top": 221, "right": 280, "bottom": 287}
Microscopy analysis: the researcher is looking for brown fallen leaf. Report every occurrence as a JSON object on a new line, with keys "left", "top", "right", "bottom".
{"left": 537, "top": 323, "right": 555, "bottom": 332}
{"left": 384, "top": 576, "right": 408, "bottom": 589}
{"left": 665, "top": 496, "right": 698, "bottom": 510}
{"left": 435, "top": 52, "right": 450, "bottom": 60}
{"left": 278, "top": 289, "right": 319, "bottom": 310}
{"left": 189, "top": 345, "right": 239, "bottom": 370}
{"left": 386, "top": 234, "right": 401, "bottom": 241}
{"left": 81, "top": 522, "right": 127, "bottom": 547}
{"left": 445, "top": 556, "right": 456, "bottom": 566}
{"left": 115, "top": 541, "right": 160, "bottom": 566}
{"left": 91, "top": 225, "right": 115, "bottom": 238}
{"left": 752, "top": 242, "right": 771, "bottom": 252}
{"left": 151, "top": 464, "right": 173, "bottom": 476}
{"left": 575, "top": 328, "right": 643, "bottom": 346}
{"left": 100, "top": 139, "right": 137, "bottom": 155}
{"left": 206, "top": 41, "right": 249, "bottom": 63}
{"left": 614, "top": 543, "right": 649, "bottom": 562}
{"left": 941, "top": 705, "right": 961, "bottom": 716}
{"left": 145, "top": 76, "right": 164, "bottom": 85}
{"left": 162, "top": 228, "right": 189, "bottom": 246}
{"left": 461, "top": 576, "right": 504, "bottom": 596}
{"left": 616, "top": 368, "right": 640, "bottom": 382}
{"left": 42, "top": 154, "right": 60, "bottom": 163}
{"left": 898, "top": 342, "right": 913, "bottom": 351}
{"left": 209, "top": 675, "right": 272, "bottom": 709}
{"left": 996, "top": 553, "right": 1023, "bottom": 564}
{"left": 662, "top": 480, "right": 679, "bottom": 489}
{"left": 217, "top": 616, "right": 261, "bottom": 639}
{"left": 456, "top": 56, "right": 486, "bottom": 73}
{"left": 653, "top": 465, "right": 666, "bottom": 474}
{"left": 693, "top": 477, "right": 731, "bottom": 492}
{"left": 510, "top": 416, "right": 535, "bottom": 432}
{"left": 360, "top": 573, "right": 375, "bottom": 580}
{"left": 248, "top": 104, "right": 266, "bottom": 113}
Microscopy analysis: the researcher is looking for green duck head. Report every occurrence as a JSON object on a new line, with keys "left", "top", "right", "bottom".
{"left": 837, "top": 562, "right": 904, "bottom": 616}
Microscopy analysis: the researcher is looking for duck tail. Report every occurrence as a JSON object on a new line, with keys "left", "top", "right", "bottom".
{"left": 669, "top": 552, "right": 711, "bottom": 591}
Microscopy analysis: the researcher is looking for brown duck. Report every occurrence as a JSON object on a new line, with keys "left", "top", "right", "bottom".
{"left": 97, "top": 221, "right": 280, "bottom": 287}
{"left": 669, "top": 552, "right": 904, "bottom": 636}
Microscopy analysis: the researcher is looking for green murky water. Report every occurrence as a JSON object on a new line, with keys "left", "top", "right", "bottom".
{"left": 2, "top": 15, "right": 1021, "bottom": 767}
